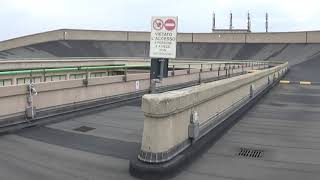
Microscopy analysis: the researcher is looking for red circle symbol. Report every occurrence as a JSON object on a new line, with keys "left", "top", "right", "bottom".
{"left": 153, "top": 19, "right": 164, "bottom": 30}
{"left": 164, "top": 19, "right": 176, "bottom": 31}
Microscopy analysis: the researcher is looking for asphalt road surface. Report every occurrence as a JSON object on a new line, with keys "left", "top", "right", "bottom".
{"left": 0, "top": 56, "right": 320, "bottom": 180}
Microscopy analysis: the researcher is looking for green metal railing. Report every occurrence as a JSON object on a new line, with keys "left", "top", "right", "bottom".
{"left": 0, "top": 61, "right": 270, "bottom": 77}
{"left": 0, "top": 64, "right": 150, "bottom": 76}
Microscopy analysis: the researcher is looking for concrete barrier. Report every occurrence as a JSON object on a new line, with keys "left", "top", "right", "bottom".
{"left": 3, "top": 29, "right": 320, "bottom": 52}
{"left": 127, "top": 32, "right": 149, "bottom": 42}
{"left": 177, "top": 33, "right": 193, "bottom": 42}
{"left": 0, "top": 63, "right": 262, "bottom": 121}
{"left": 0, "top": 30, "right": 64, "bottom": 52}
{"left": 246, "top": 32, "right": 307, "bottom": 43}
{"left": 130, "top": 62, "right": 288, "bottom": 178}
{"left": 193, "top": 33, "right": 246, "bottom": 43}
{"left": 307, "top": 31, "right": 320, "bottom": 43}
{"left": 127, "top": 32, "right": 193, "bottom": 42}
{"left": 64, "top": 29, "right": 128, "bottom": 41}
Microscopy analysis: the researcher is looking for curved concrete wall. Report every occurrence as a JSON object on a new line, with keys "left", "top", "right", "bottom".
{"left": 0, "top": 62, "right": 260, "bottom": 119}
{"left": 65, "top": 29, "right": 128, "bottom": 41}
{"left": 2, "top": 42, "right": 319, "bottom": 67}
{"left": 193, "top": 33, "right": 246, "bottom": 43}
{"left": 307, "top": 31, "right": 320, "bottom": 43}
{"left": 0, "top": 30, "right": 65, "bottom": 52}
{"left": 1, "top": 29, "right": 320, "bottom": 52}
{"left": 246, "top": 32, "right": 307, "bottom": 43}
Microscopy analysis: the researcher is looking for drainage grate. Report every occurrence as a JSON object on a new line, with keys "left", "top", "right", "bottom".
{"left": 73, "top": 126, "right": 96, "bottom": 132}
{"left": 238, "top": 148, "right": 263, "bottom": 158}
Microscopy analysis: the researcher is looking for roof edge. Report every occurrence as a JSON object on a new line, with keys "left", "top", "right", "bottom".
{"left": 1, "top": 29, "right": 320, "bottom": 52}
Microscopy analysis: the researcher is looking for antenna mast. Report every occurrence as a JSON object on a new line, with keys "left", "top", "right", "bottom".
{"left": 212, "top": 11, "right": 216, "bottom": 31}
{"left": 229, "top": 12, "right": 233, "bottom": 30}
{"left": 247, "top": 12, "right": 251, "bottom": 32}
{"left": 266, "top": 12, "right": 269, "bottom": 32}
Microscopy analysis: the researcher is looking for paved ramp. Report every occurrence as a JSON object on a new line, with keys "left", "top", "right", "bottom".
{"left": 0, "top": 103, "right": 142, "bottom": 180}
{"left": 285, "top": 51, "right": 320, "bottom": 82}
{"left": 0, "top": 58, "right": 319, "bottom": 180}
{"left": 1, "top": 41, "right": 320, "bottom": 179}
{"left": 172, "top": 83, "right": 320, "bottom": 180}
{"left": 170, "top": 54, "right": 320, "bottom": 179}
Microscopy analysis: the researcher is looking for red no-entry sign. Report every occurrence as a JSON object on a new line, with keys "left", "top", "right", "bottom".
{"left": 164, "top": 19, "right": 176, "bottom": 31}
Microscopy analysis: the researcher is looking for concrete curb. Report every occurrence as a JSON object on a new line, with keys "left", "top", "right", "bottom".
{"left": 280, "top": 80, "right": 320, "bottom": 85}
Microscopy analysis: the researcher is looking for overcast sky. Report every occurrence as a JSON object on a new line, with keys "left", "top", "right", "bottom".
{"left": 1, "top": 0, "right": 320, "bottom": 41}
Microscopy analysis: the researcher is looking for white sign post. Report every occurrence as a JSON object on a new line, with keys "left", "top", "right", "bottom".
{"left": 150, "top": 16, "right": 178, "bottom": 58}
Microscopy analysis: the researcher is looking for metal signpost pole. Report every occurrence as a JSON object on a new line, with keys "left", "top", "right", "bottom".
{"left": 159, "top": 58, "right": 164, "bottom": 81}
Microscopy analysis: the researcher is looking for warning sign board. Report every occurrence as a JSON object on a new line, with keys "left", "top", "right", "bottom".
{"left": 150, "top": 16, "right": 178, "bottom": 59}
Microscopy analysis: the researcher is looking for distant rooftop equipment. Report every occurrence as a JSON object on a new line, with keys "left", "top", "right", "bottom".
{"left": 211, "top": 29, "right": 251, "bottom": 33}
{"left": 212, "top": 12, "right": 216, "bottom": 30}
{"left": 211, "top": 11, "right": 253, "bottom": 33}
{"left": 230, "top": 12, "right": 233, "bottom": 30}
{"left": 247, "top": 12, "right": 251, "bottom": 32}
{"left": 266, "top": 12, "right": 269, "bottom": 32}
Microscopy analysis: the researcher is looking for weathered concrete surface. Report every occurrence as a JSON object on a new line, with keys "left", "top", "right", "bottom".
{"left": 246, "top": 32, "right": 307, "bottom": 43}
{"left": 307, "top": 31, "right": 320, "bottom": 43}
{"left": 0, "top": 30, "right": 64, "bottom": 52}
{"left": 65, "top": 29, "right": 128, "bottom": 41}
{"left": 192, "top": 33, "right": 246, "bottom": 43}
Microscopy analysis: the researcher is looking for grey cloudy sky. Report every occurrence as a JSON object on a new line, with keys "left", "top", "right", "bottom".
{"left": 1, "top": 0, "right": 320, "bottom": 41}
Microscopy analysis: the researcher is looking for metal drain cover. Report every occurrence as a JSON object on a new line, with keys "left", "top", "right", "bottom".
{"left": 238, "top": 148, "right": 263, "bottom": 158}
{"left": 73, "top": 126, "right": 96, "bottom": 132}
